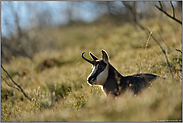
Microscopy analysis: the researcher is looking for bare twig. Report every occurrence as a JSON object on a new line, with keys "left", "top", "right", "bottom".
{"left": 158, "top": 32, "right": 172, "bottom": 52}
{"left": 175, "top": 49, "right": 182, "bottom": 54}
{"left": 148, "top": 63, "right": 152, "bottom": 73}
{"left": 1, "top": 76, "right": 21, "bottom": 92}
{"left": 122, "top": 1, "right": 145, "bottom": 30}
{"left": 155, "top": 2, "right": 182, "bottom": 25}
{"left": 1, "top": 65, "right": 32, "bottom": 101}
{"left": 170, "top": 1, "right": 175, "bottom": 18}
{"left": 144, "top": 31, "right": 152, "bottom": 49}
{"left": 159, "top": 33, "right": 182, "bottom": 80}
{"left": 146, "top": 28, "right": 177, "bottom": 80}
{"left": 158, "top": 1, "right": 163, "bottom": 9}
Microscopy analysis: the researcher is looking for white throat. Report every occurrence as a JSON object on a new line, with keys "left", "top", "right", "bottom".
{"left": 95, "top": 65, "right": 109, "bottom": 85}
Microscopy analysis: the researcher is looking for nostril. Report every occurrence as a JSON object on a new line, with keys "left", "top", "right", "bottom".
{"left": 87, "top": 77, "right": 92, "bottom": 82}
{"left": 90, "top": 78, "right": 94, "bottom": 82}
{"left": 87, "top": 77, "right": 95, "bottom": 84}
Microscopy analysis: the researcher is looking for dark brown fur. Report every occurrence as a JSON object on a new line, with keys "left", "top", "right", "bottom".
{"left": 103, "top": 63, "right": 159, "bottom": 96}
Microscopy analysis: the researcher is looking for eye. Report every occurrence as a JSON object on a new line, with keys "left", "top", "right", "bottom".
{"left": 98, "top": 65, "right": 103, "bottom": 69}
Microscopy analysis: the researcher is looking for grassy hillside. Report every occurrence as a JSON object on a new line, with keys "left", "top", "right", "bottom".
{"left": 1, "top": 17, "right": 182, "bottom": 122}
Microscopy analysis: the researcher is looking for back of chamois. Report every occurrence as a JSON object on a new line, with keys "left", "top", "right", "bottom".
{"left": 82, "top": 50, "right": 160, "bottom": 96}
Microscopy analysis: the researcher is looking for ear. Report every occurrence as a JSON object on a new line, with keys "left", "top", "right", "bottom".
{"left": 101, "top": 50, "right": 109, "bottom": 63}
{"left": 89, "top": 52, "right": 98, "bottom": 60}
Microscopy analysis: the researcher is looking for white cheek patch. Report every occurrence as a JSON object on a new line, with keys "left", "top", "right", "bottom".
{"left": 90, "top": 66, "right": 97, "bottom": 76}
{"left": 95, "top": 66, "right": 109, "bottom": 85}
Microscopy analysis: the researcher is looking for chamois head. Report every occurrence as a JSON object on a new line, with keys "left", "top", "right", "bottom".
{"left": 82, "top": 50, "right": 109, "bottom": 86}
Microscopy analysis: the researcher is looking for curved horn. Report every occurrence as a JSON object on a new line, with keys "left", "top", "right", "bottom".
{"left": 82, "top": 52, "right": 94, "bottom": 65}
{"left": 89, "top": 52, "right": 98, "bottom": 60}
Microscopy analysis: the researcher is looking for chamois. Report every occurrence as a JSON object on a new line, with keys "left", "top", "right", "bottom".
{"left": 82, "top": 50, "right": 162, "bottom": 96}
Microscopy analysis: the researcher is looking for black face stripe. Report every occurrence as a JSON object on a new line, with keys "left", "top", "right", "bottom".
{"left": 88, "top": 60, "right": 107, "bottom": 84}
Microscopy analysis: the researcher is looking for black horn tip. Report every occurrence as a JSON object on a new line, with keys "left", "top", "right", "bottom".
{"left": 82, "top": 52, "right": 85, "bottom": 56}
{"left": 82, "top": 51, "right": 94, "bottom": 65}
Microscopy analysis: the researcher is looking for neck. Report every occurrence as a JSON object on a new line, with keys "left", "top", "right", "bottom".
{"left": 103, "top": 63, "right": 124, "bottom": 96}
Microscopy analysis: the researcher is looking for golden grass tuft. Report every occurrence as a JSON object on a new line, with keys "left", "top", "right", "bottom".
{"left": 1, "top": 17, "right": 182, "bottom": 122}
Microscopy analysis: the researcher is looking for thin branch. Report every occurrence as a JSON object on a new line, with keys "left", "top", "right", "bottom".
{"left": 175, "top": 49, "right": 182, "bottom": 54}
{"left": 144, "top": 31, "right": 152, "bottom": 49}
{"left": 122, "top": 1, "right": 145, "bottom": 30}
{"left": 158, "top": 32, "right": 172, "bottom": 52}
{"left": 170, "top": 1, "right": 175, "bottom": 18}
{"left": 1, "top": 76, "right": 21, "bottom": 92}
{"left": 148, "top": 63, "right": 152, "bottom": 73}
{"left": 158, "top": 33, "right": 182, "bottom": 80}
{"left": 1, "top": 65, "right": 32, "bottom": 101}
{"left": 158, "top": 1, "right": 163, "bottom": 9}
{"left": 155, "top": 3, "right": 182, "bottom": 25}
{"left": 146, "top": 28, "right": 177, "bottom": 81}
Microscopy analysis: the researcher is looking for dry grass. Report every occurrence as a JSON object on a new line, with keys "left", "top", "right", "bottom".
{"left": 1, "top": 17, "right": 182, "bottom": 122}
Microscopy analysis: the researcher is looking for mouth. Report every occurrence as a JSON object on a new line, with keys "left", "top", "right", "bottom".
{"left": 87, "top": 78, "right": 95, "bottom": 85}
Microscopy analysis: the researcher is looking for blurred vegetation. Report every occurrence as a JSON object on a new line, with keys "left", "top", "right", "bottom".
{"left": 1, "top": 1, "right": 182, "bottom": 122}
